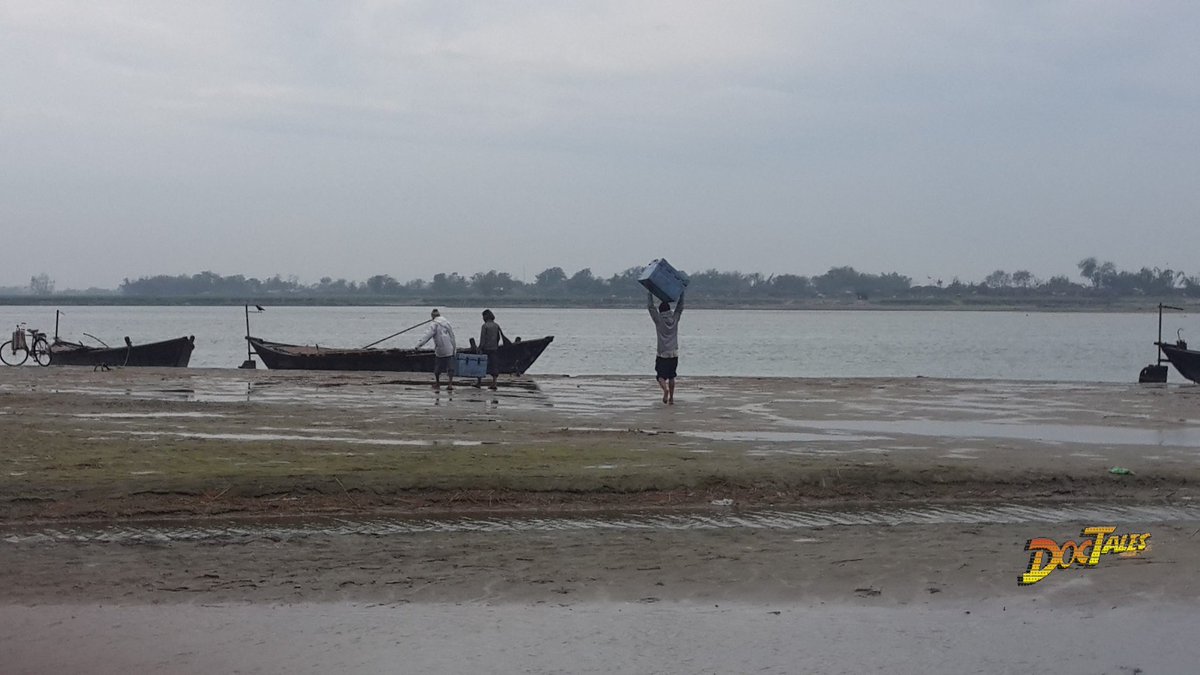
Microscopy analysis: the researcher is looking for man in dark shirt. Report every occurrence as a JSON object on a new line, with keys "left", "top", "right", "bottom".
{"left": 479, "top": 309, "right": 507, "bottom": 390}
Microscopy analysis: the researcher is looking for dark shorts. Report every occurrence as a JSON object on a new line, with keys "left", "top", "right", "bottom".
{"left": 655, "top": 356, "right": 678, "bottom": 380}
{"left": 483, "top": 349, "right": 500, "bottom": 376}
{"left": 434, "top": 355, "right": 455, "bottom": 375}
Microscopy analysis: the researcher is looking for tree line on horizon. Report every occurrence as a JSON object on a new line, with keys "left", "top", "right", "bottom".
{"left": 10, "top": 259, "right": 1200, "bottom": 302}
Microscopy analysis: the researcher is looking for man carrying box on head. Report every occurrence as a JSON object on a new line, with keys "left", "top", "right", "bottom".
{"left": 648, "top": 289, "right": 684, "bottom": 404}
{"left": 416, "top": 308, "right": 457, "bottom": 390}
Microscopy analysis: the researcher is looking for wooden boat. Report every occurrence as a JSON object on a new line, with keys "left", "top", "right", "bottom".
{"left": 50, "top": 336, "right": 196, "bottom": 368}
{"left": 247, "top": 335, "right": 554, "bottom": 374}
{"left": 1156, "top": 341, "right": 1200, "bottom": 384}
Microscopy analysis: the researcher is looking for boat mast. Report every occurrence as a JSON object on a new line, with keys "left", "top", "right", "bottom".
{"left": 240, "top": 304, "right": 265, "bottom": 369}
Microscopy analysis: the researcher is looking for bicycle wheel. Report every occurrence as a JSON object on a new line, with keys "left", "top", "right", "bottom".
{"left": 0, "top": 340, "right": 28, "bottom": 366}
{"left": 32, "top": 338, "right": 52, "bottom": 366}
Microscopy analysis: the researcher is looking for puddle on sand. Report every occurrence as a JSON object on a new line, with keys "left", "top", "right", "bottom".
{"left": 693, "top": 420, "right": 1200, "bottom": 448}
{"left": 122, "top": 431, "right": 483, "bottom": 446}
{"left": 72, "top": 412, "right": 227, "bottom": 419}
{"left": 5, "top": 502, "right": 1198, "bottom": 545}
{"left": 37, "top": 375, "right": 557, "bottom": 408}
{"left": 680, "top": 430, "right": 887, "bottom": 443}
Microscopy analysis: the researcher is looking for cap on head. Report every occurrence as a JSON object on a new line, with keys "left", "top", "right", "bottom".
{"left": 430, "top": 308, "right": 440, "bottom": 318}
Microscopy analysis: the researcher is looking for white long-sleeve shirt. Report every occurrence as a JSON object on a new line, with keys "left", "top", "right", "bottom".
{"left": 416, "top": 317, "right": 457, "bottom": 357}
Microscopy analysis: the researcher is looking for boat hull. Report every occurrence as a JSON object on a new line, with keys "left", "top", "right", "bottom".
{"left": 50, "top": 336, "right": 195, "bottom": 367}
{"left": 1157, "top": 342, "right": 1200, "bottom": 384}
{"left": 248, "top": 335, "right": 553, "bottom": 375}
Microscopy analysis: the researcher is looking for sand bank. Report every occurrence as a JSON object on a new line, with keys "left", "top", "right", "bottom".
{"left": 2, "top": 368, "right": 1198, "bottom": 673}
{"left": 2, "top": 368, "right": 1199, "bottom": 520}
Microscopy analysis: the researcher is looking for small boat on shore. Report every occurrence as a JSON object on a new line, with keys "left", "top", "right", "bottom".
{"left": 1156, "top": 340, "right": 1200, "bottom": 384}
{"left": 246, "top": 335, "right": 554, "bottom": 375}
{"left": 50, "top": 336, "right": 196, "bottom": 368}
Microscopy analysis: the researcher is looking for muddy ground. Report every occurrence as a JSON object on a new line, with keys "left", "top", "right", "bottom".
{"left": 2, "top": 368, "right": 1199, "bottom": 673}
{"left": 3, "top": 368, "right": 1200, "bottom": 521}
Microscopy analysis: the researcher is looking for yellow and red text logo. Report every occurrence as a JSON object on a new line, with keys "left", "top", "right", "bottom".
{"left": 1019, "top": 526, "right": 1150, "bottom": 586}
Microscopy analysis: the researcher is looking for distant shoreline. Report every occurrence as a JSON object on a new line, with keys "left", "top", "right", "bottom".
{"left": 0, "top": 295, "right": 1195, "bottom": 312}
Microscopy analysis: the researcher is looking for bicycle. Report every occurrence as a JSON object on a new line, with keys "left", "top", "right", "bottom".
{"left": 1, "top": 323, "right": 52, "bottom": 366}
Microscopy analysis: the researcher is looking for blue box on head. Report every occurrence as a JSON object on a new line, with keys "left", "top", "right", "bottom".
{"left": 638, "top": 258, "right": 689, "bottom": 303}
{"left": 455, "top": 353, "right": 488, "bottom": 378}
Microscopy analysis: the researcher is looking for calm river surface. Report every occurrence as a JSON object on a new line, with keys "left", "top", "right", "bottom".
{"left": 0, "top": 305, "right": 1194, "bottom": 383}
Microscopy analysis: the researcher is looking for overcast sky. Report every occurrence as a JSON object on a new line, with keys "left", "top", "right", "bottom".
{"left": 2, "top": 1, "right": 1197, "bottom": 289}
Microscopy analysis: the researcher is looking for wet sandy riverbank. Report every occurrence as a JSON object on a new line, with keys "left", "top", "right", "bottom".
{"left": 2, "top": 368, "right": 1199, "bottom": 673}
{"left": 3, "top": 516, "right": 1199, "bottom": 673}
{"left": 2, "top": 368, "right": 1200, "bottom": 521}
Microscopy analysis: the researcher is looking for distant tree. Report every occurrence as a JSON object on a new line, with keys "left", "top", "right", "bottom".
{"left": 430, "top": 272, "right": 469, "bottom": 295}
{"left": 1135, "top": 267, "right": 1182, "bottom": 295}
{"left": 366, "top": 274, "right": 400, "bottom": 294}
{"left": 811, "top": 266, "right": 910, "bottom": 298}
{"left": 1011, "top": 270, "right": 1033, "bottom": 288}
{"left": 1078, "top": 257, "right": 1098, "bottom": 286}
{"left": 1041, "top": 275, "right": 1077, "bottom": 295}
{"left": 1077, "top": 257, "right": 1116, "bottom": 289}
{"left": 690, "top": 269, "right": 754, "bottom": 296}
{"left": 471, "top": 270, "right": 517, "bottom": 296}
{"left": 534, "top": 267, "right": 567, "bottom": 290}
{"left": 261, "top": 274, "right": 300, "bottom": 293}
{"left": 872, "top": 272, "right": 912, "bottom": 296}
{"left": 29, "top": 273, "right": 54, "bottom": 295}
{"left": 566, "top": 268, "right": 605, "bottom": 295}
{"left": 984, "top": 270, "right": 1011, "bottom": 288}
{"left": 769, "top": 274, "right": 811, "bottom": 297}
{"left": 813, "top": 266, "right": 861, "bottom": 296}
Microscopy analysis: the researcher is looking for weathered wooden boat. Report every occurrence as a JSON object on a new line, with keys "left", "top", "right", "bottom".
{"left": 50, "top": 336, "right": 196, "bottom": 368}
{"left": 246, "top": 335, "right": 554, "bottom": 374}
{"left": 1156, "top": 341, "right": 1200, "bottom": 384}
{"left": 1139, "top": 303, "right": 1185, "bottom": 384}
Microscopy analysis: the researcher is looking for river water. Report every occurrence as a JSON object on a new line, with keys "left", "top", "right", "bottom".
{"left": 0, "top": 305, "right": 1194, "bottom": 382}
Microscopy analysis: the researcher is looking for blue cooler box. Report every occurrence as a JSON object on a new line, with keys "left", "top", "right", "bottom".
{"left": 638, "top": 258, "right": 689, "bottom": 302}
{"left": 455, "top": 353, "right": 488, "bottom": 378}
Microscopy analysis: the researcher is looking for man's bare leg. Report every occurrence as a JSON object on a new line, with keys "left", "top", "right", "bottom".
{"left": 447, "top": 374, "right": 454, "bottom": 391}
{"left": 433, "top": 373, "right": 441, "bottom": 390}
{"left": 668, "top": 378, "right": 675, "bottom": 404}
{"left": 658, "top": 378, "right": 669, "bottom": 403}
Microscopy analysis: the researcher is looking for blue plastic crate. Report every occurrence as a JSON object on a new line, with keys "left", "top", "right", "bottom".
{"left": 638, "top": 258, "right": 689, "bottom": 303}
{"left": 455, "top": 353, "right": 488, "bottom": 378}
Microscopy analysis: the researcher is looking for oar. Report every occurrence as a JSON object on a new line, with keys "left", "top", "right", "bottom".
{"left": 362, "top": 319, "right": 432, "bottom": 349}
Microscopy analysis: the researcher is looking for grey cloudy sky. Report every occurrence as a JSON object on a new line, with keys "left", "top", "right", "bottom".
{"left": 2, "top": 1, "right": 1197, "bottom": 289}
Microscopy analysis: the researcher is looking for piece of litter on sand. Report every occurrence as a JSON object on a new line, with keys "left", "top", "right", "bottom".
{"left": 710, "top": 498, "right": 734, "bottom": 506}
{"left": 1109, "top": 467, "right": 1134, "bottom": 475}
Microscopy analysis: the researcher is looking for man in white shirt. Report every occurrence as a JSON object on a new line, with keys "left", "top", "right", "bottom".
{"left": 416, "top": 308, "right": 457, "bottom": 390}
